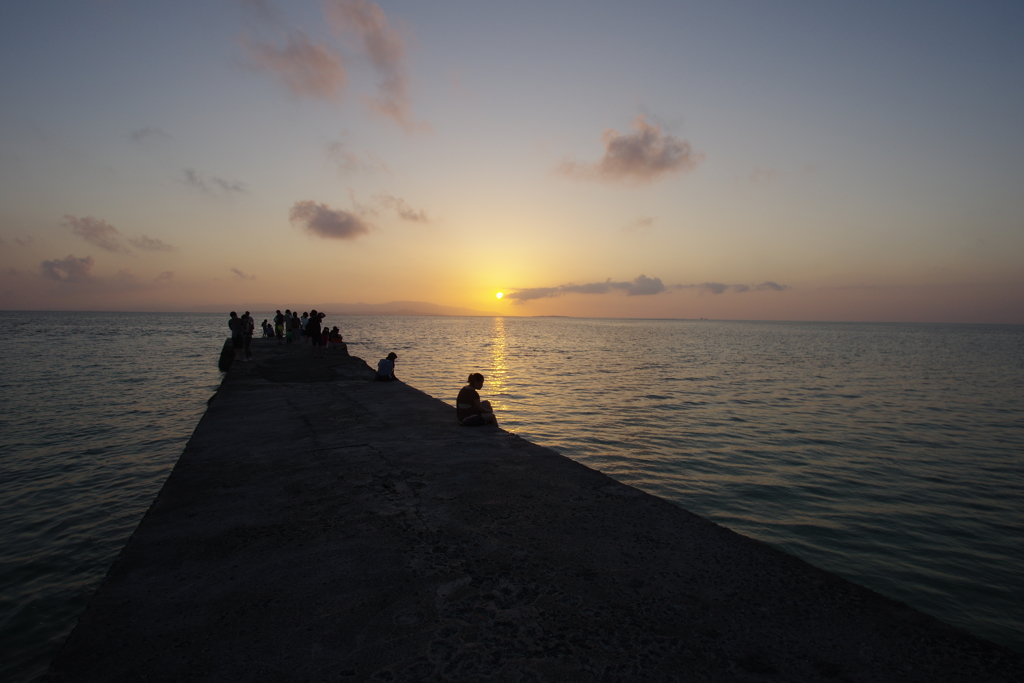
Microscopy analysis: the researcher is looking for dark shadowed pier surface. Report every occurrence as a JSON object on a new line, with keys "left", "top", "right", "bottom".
{"left": 44, "top": 340, "right": 1023, "bottom": 682}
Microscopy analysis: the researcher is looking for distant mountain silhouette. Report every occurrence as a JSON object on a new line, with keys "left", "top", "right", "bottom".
{"left": 191, "top": 300, "right": 501, "bottom": 317}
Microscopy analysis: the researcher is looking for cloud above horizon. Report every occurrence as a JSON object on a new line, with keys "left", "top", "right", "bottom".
{"left": 129, "top": 127, "right": 171, "bottom": 144}
{"left": 680, "top": 281, "right": 789, "bottom": 294}
{"left": 506, "top": 276, "right": 789, "bottom": 303}
{"left": 324, "top": 0, "right": 427, "bottom": 132}
{"left": 623, "top": 216, "right": 655, "bottom": 234}
{"left": 183, "top": 169, "right": 247, "bottom": 195}
{"left": 506, "top": 275, "right": 666, "bottom": 303}
{"left": 558, "top": 115, "right": 704, "bottom": 183}
{"left": 41, "top": 254, "right": 96, "bottom": 283}
{"left": 64, "top": 215, "right": 175, "bottom": 254}
{"left": 64, "top": 215, "right": 128, "bottom": 253}
{"left": 326, "top": 140, "right": 389, "bottom": 175}
{"left": 375, "top": 192, "right": 429, "bottom": 222}
{"left": 242, "top": 31, "right": 347, "bottom": 99}
{"left": 289, "top": 199, "right": 371, "bottom": 239}
{"left": 129, "top": 235, "right": 175, "bottom": 252}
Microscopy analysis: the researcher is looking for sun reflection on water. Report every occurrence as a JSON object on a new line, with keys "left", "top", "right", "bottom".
{"left": 488, "top": 317, "right": 509, "bottom": 412}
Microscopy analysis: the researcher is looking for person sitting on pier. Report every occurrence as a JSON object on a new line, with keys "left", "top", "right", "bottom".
{"left": 375, "top": 352, "right": 398, "bottom": 381}
{"left": 457, "top": 373, "right": 497, "bottom": 426}
{"left": 329, "top": 327, "right": 348, "bottom": 355}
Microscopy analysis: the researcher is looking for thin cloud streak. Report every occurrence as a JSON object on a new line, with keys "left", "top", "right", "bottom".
{"left": 130, "top": 127, "right": 171, "bottom": 144}
{"left": 289, "top": 200, "right": 371, "bottom": 239}
{"left": 183, "top": 169, "right": 247, "bottom": 195}
{"left": 507, "top": 277, "right": 789, "bottom": 303}
{"left": 623, "top": 216, "right": 655, "bottom": 234}
{"left": 129, "top": 235, "right": 175, "bottom": 252}
{"left": 558, "top": 115, "right": 703, "bottom": 183}
{"left": 676, "top": 281, "right": 790, "bottom": 294}
{"left": 326, "top": 141, "right": 388, "bottom": 175}
{"left": 375, "top": 192, "right": 428, "bottom": 222}
{"left": 230, "top": 267, "right": 256, "bottom": 280}
{"left": 507, "top": 275, "right": 666, "bottom": 303}
{"left": 63, "top": 215, "right": 129, "bottom": 253}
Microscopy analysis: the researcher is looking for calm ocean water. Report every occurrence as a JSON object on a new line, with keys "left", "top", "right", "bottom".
{"left": 1, "top": 311, "right": 1022, "bottom": 681}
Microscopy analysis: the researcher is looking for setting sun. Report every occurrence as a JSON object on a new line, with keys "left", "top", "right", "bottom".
{"left": 495, "top": 292, "right": 504, "bottom": 299}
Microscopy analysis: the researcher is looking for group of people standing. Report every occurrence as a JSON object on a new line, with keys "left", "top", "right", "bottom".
{"left": 263, "top": 309, "right": 347, "bottom": 357}
{"left": 229, "top": 308, "right": 347, "bottom": 362}
{"left": 227, "top": 311, "right": 256, "bottom": 362}
{"left": 229, "top": 310, "right": 497, "bottom": 427}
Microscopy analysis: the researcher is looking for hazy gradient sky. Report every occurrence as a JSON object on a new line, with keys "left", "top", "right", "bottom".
{"left": 1, "top": 0, "right": 1022, "bottom": 322}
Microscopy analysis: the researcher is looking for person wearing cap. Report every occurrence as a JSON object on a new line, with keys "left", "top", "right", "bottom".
{"left": 376, "top": 352, "right": 398, "bottom": 381}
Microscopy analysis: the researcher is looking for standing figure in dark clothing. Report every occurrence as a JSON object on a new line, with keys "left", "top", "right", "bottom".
{"left": 307, "top": 310, "right": 324, "bottom": 357}
{"left": 456, "top": 373, "right": 497, "bottom": 426}
{"left": 241, "top": 312, "right": 255, "bottom": 361}
{"left": 273, "top": 310, "right": 285, "bottom": 343}
{"left": 228, "top": 311, "right": 244, "bottom": 361}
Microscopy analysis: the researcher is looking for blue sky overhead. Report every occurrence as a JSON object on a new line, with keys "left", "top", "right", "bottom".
{"left": 1, "top": 0, "right": 1022, "bottom": 321}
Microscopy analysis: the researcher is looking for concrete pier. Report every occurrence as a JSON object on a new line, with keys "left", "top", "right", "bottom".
{"left": 44, "top": 339, "right": 1022, "bottom": 682}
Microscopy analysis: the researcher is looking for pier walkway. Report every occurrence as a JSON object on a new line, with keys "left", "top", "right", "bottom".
{"left": 44, "top": 340, "right": 1022, "bottom": 682}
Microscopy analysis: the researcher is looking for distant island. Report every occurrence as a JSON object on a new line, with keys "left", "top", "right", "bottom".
{"left": 191, "top": 300, "right": 501, "bottom": 317}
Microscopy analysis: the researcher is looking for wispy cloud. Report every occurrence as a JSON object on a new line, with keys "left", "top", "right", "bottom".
{"left": 130, "top": 127, "right": 171, "bottom": 144}
{"left": 289, "top": 199, "right": 371, "bottom": 239}
{"left": 128, "top": 235, "right": 175, "bottom": 252}
{"left": 748, "top": 167, "right": 781, "bottom": 184}
{"left": 375, "top": 192, "right": 428, "bottom": 222}
{"left": 183, "top": 169, "right": 247, "bottom": 195}
{"left": 230, "top": 267, "right": 256, "bottom": 280}
{"left": 326, "top": 140, "right": 388, "bottom": 175}
{"left": 506, "top": 275, "right": 666, "bottom": 303}
{"left": 14, "top": 236, "right": 34, "bottom": 247}
{"left": 558, "top": 115, "right": 703, "bottom": 183}
{"left": 678, "top": 281, "right": 789, "bottom": 294}
{"left": 236, "top": 0, "right": 279, "bottom": 23}
{"left": 324, "top": 0, "right": 428, "bottom": 132}
{"left": 31, "top": 255, "right": 175, "bottom": 296}
{"left": 40, "top": 254, "right": 96, "bottom": 283}
{"left": 506, "top": 276, "right": 789, "bottom": 303}
{"left": 63, "top": 215, "right": 129, "bottom": 253}
{"left": 242, "top": 31, "right": 347, "bottom": 100}
{"left": 623, "top": 216, "right": 655, "bottom": 234}
{"left": 64, "top": 214, "right": 176, "bottom": 254}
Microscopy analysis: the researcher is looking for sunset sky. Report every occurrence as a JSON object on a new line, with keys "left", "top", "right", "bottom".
{"left": 1, "top": 0, "right": 1022, "bottom": 323}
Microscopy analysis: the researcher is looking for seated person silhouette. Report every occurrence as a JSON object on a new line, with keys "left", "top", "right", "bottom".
{"left": 376, "top": 352, "right": 398, "bottom": 381}
{"left": 456, "top": 373, "right": 497, "bottom": 426}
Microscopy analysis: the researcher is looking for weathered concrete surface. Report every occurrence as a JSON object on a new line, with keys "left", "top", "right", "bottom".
{"left": 45, "top": 339, "right": 1022, "bottom": 682}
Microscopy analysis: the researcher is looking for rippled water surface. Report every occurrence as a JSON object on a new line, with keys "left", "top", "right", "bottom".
{"left": 2, "top": 312, "right": 1022, "bottom": 681}
{"left": 347, "top": 315, "right": 1024, "bottom": 654}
